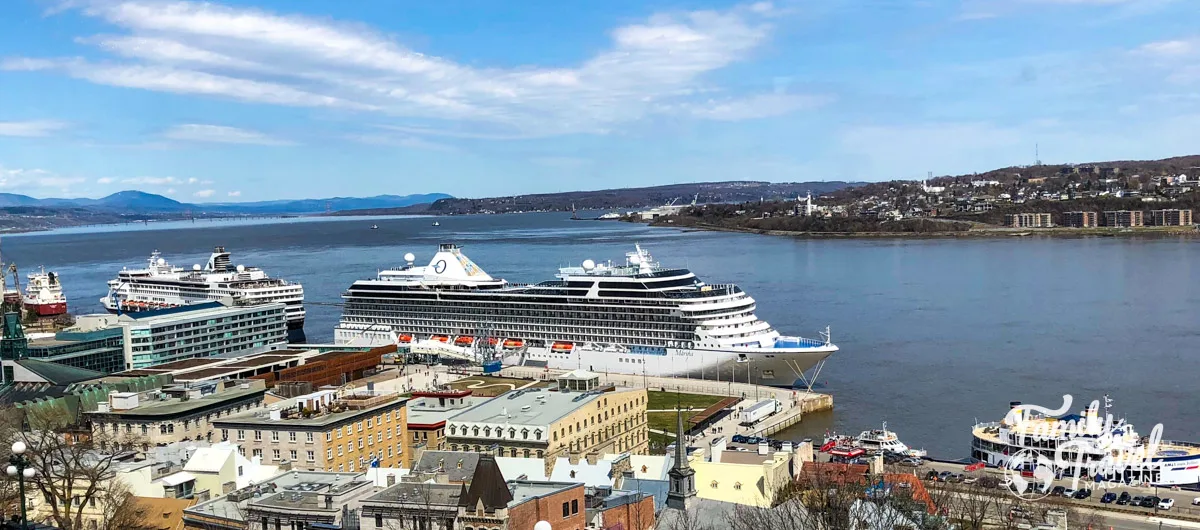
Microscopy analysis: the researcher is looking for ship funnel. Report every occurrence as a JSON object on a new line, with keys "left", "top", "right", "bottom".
{"left": 1009, "top": 401, "right": 1022, "bottom": 409}
{"left": 208, "top": 247, "right": 231, "bottom": 272}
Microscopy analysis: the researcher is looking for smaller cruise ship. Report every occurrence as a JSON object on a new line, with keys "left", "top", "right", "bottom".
{"left": 102, "top": 247, "right": 305, "bottom": 332}
{"left": 23, "top": 267, "right": 68, "bottom": 316}
{"left": 972, "top": 397, "right": 1200, "bottom": 486}
{"left": 823, "top": 423, "right": 926, "bottom": 458}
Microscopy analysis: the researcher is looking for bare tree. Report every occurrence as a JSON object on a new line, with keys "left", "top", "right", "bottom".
{"left": 97, "top": 480, "right": 151, "bottom": 530}
{"left": 662, "top": 505, "right": 711, "bottom": 530}
{"left": 18, "top": 407, "right": 144, "bottom": 530}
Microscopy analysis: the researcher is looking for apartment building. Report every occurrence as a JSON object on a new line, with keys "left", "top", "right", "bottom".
{"left": 445, "top": 371, "right": 648, "bottom": 475}
{"left": 1003, "top": 213, "right": 1052, "bottom": 228}
{"left": 1061, "top": 211, "right": 1098, "bottom": 228}
{"left": 1152, "top": 209, "right": 1193, "bottom": 226}
{"left": 407, "top": 390, "right": 490, "bottom": 454}
{"left": 120, "top": 302, "right": 288, "bottom": 369}
{"left": 1103, "top": 210, "right": 1144, "bottom": 227}
{"left": 88, "top": 379, "right": 268, "bottom": 448}
{"left": 214, "top": 389, "right": 411, "bottom": 473}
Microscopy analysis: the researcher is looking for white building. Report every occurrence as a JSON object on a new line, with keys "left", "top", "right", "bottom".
{"left": 118, "top": 301, "right": 288, "bottom": 369}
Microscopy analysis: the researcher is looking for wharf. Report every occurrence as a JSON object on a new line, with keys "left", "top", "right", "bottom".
{"left": 500, "top": 366, "right": 831, "bottom": 442}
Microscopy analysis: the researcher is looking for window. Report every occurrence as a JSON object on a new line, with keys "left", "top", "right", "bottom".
{"left": 327, "top": 448, "right": 333, "bottom": 460}
{"left": 273, "top": 449, "right": 281, "bottom": 460}
{"left": 571, "top": 499, "right": 579, "bottom": 514}
{"left": 338, "top": 446, "right": 344, "bottom": 457}
{"left": 366, "top": 419, "right": 372, "bottom": 428}
{"left": 253, "top": 448, "right": 262, "bottom": 457}
{"left": 254, "top": 430, "right": 262, "bottom": 441}
{"left": 377, "top": 432, "right": 383, "bottom": 443}
{"left": 271, "top": 431, "right": 280, "bottom": 442}
{"left": 357, "top": 422, "right": 363, "bottom": 432}
{"left": 375, "top": 514, "right": 383, "bottom": 528}
{"left": 238, "top": 465, "right": 244, "bottom": 476}
{"left": 306, "top": 433, "right": 314, "bottom": 443}
{"left": 289, "top": 432, "right": 297, "bottom": 442}
{"left": 562, "top": 502, "right": 570, "bottom": 518}
{"left": 307, "top": 450, "right": 315, "bottom": 462}
{"left": 290, "top": 450, "right": 298, "bottom": 461}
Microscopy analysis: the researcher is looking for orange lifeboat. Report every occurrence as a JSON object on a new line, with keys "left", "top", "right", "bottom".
{"left": 398, "top": 334, "right": 413, "bottom": 343}
{"left": 431, "top": 335, "right": 449, "bottom": 343}
{"left": 486, "top": 337, "right": 499, "bottom": 346}
{"left": 503, "top": 339, "right": 524, "bottom": 349}
{"left": 551, "top": 341, "right": 574, "bottom": 353}
{"left": 455, "top": 336, "right": 474, "bottom": 345}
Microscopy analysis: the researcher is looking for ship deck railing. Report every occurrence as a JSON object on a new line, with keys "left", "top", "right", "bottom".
{"left": 773, "top": 336, "right": 828, "bottom": 348}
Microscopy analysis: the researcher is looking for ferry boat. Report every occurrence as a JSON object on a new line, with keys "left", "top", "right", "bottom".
{"left": 823, "top": 423, "right": 926, "bottom": 458}
{"left": 23, "top": 267, "right": 68, "bottom": 316}
{"left": 334, "top": 243, "right": 838, "bottom": 388}
{"left": 971, "top": 397, "right": 1200, "bottom": 486}
{"left": 101, "top": 248, "right": 305, "bottom": 332}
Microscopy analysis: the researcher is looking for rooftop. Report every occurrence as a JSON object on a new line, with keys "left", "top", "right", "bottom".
{"left": 450, "top": 387, "right": 609, "bottom": 427}
{"left": 214, "top": 391, "right": 407, "bottom": 428}
{"left": 185, "top": 471, "right": 365, "bottom": 523}
{"left": 364, "top": 482, "right": 465, "bottom": 507}
{"left": 408, "top": 395, "right": 490, "bottom": 427}
{"left": 414, "top": 451, "right": 480, "bottom": 483}
{"left": 508, "top": 481, "right": 580, "bottom": 508}
{"left": 88, "top": 380, "right": 267, "bottom": 418}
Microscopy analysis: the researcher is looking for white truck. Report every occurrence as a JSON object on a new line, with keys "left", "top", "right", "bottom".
{"left": 739, "top": 399, "right": 781, "bottom": 425}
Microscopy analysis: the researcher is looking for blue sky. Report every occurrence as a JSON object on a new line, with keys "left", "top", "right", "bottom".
{"left": 0, "top": 0, "right": 1198, "bottom": 202}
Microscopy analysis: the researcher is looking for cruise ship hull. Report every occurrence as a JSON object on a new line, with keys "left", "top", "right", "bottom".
{"left": 334, "top": 327, "right": 834, "bottom": 387}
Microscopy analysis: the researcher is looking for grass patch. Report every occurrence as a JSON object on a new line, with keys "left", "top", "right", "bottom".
{"left": 647, "top": 412, "right": 679, "bottom": 435}
{"left": 447, "top": 376, "right": 550, "bottom": 397}
{"left": 647, "top": 391, "right": 726, "bottom": 411}
{"left": 649, "top": 432, "right": 675, "bottom": 454}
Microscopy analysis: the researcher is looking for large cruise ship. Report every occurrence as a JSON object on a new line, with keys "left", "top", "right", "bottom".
{"left": 335, "top": 243, "right": 837, "bottom": 387}
{"left": 102, "top": 247, "right": 306, "bottom": 334}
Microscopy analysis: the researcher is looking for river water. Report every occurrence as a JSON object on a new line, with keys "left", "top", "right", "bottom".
{"left": 8, "top": 213, "right": 1200, "bottom": 457}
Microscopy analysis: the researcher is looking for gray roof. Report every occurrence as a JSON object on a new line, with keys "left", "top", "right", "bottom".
{"left": 364, "top": 483, "right": 465, "bottom": 508}
{"left": 413, "top": 451, "right": 481, "bottom": 483}
{"left": 407, "top": 396, "right": 490, "bottom": 425}
{"left": 185, "top": 470, "right": 365, "bottom": 523}
{"left": 214, "top": 394, "right": 407, "bottom": 429}
{"left": 88, "top": 385, "right": 266, "bottom": 418}
{"left": 508, "top": 481, "right": 580, "bottom": 508}
{"left": 449, "top": 388, "right": 605, "bottom": 426}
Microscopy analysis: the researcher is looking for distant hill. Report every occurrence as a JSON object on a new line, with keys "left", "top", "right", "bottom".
{"left": 205, "top": 193, "right": 452, "bottom": 214}
{"left": 333, "top": 181, "right": 863, "bottom": 216}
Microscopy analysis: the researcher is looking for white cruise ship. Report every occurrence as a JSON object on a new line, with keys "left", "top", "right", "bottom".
{"left": 972, "top": 398, "right": 1200, "bottom": 486}
{"left": 335, "top": 243, "right": 837, "bottom": 388}
{"left": 101, "top": 247, "right": 305, "bottom": 333}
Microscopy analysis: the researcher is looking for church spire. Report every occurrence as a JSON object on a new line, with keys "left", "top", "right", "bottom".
{"left": 666, "top": 406, "right": 696, "bottom": 509}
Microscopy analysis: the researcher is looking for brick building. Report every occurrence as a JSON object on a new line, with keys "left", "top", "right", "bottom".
{"left": 596, "top": 491, "right": 656, "bottom": 530}
{"left": 506, "top": 481, "right": 587, "bottom": 530}
{"left": 1004, "top": 213, "right": 1052, "bottom": 228}
{"left": 1104, "top": 210, "right": 1144, "bottom": 227}
{"left": 1061, "top": 211, "right": 1098, "bottom": 228}
{"left": 1151, "top": 209, "right": 1193, "bottom": 226}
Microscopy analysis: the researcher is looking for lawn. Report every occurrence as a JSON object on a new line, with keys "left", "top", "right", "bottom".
{"left": 649, "top": 432, "right": 675, "bottom": 453}
{"left": 646, "top": 391, "right": 726, "bottom": 411}
{"left": 647, "top": 411, "right": 680, "bottom": 435}
{"left": 447, "top": 376, "right": 551, "bottom": 397}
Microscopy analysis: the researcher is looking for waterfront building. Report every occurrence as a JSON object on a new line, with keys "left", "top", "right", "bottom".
{"left": 26, "top": 315, "right": 125, "bottom": 373}
{"left": 1152, "top": 209, "right": 1193, "bottom": 226}
{"left": 689, "top": 438, "right": 794, "bottom": 507}
{"left": 183, "top": 470, "right": 372, "bottom": 530}
{"left": 213, "top": 389, "right": 412, "bottom": 472}
{"left": 87, "top": 379, "right": 268, "bottom": 448}
{"left": 407, "top": 390, "right": 490, "bottom": 453}
{"left": 1003, "top": 213, "right": 1052, "bottom": 228}
{"left": 1103, "top": 210, "right": 1144, "bottom": 227}
{"left": 1062, "top": 211, "right": 1098, "bottom": 228}
{"left": 444, "top": 371, "right": 648, "bottom": 474}
{"left": 119, "top": 302, "right": 288, "bottom": 369}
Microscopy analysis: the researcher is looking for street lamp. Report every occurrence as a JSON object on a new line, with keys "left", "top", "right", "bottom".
{"left": 6, "top": 440, "right": 36, "bottom": 530}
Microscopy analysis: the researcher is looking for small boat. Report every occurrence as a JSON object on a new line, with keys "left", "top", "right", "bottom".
{"left": 826, "top": 422, "right": 926, "bottom": 458}
{"left": 503, "top": 339, "right": 524, "bottom": 349}
{"left": 397, "top": 334, "right": 413, "bottom": 343}
{"left": 432, "top": 221, "right": 440, "bottom": 227}
{"left": 370, "top": 224, "right": 379, "bottom": 230}
{"left": 455, "top": 336, "right": 474, "bottom": 345}
{"left": 550, "top": 341, "right": 574, "bottom": 353}
{"left": 430, "top": 335, "right": 449, "bottom": 343}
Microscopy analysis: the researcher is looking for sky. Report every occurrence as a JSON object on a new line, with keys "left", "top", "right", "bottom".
{"left": 0, "top": 0, "right": 1198, "bottom": 202}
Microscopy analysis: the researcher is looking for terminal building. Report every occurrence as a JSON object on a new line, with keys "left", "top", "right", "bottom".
{"left": 27, "top": 316, "right": 125, "bottom": 373}
{"left": 444, "top": 371, "right": 648, "bottom": 475}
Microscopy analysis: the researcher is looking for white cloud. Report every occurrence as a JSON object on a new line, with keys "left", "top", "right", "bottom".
{"left": 164, "top": 123, "right": 293, "bottom": 145}
{"left": 0, "top": 120, "right": 68, "bottom": 137}
{"left": 187, "top": 177, "right": 198, "bottom": 184}
{"left": 96, "top": 177, "right": 115, "bottom": 184}
{"left": 193, "top": 189, "right": 214, "bottom": 198}
{"left": 0, "top": 165, "right": 85, "bottom": 194}
{"left": 1135, "top": 38, "right": 1198, "bottom": 57}
{"left": 121, "top": 176, "right": 182, "bottom": 185}
{"left": 0, "top": 0, "right": 810, "bottom": 137}
{"left": 227, "top": 190, "right": 241, "bottom": 197}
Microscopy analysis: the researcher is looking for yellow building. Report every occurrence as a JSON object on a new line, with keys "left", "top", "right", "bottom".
{"left": 689, "top": 443, "right": 793, "bottom": 507}
{"left": 445, "top": 371, "right": 648, "bottom": 475}
{"left": 213, "top": 389, "right": 411, "bottom": 472}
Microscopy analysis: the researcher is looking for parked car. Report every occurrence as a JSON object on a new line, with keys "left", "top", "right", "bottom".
{"left": 1159, "top": 498, "right": 1175, "bottom": 510}
{"left": 1050, "top": 486, "right": 1066, "bottom": 497}
{"left": 947, "top": 473, "right": 965, "bottom": 483}
{"left": 937, "top": 471, "right": 953, "bottom": 482}
{"left": 962, "top": 476, "right": 978, "bottom": 485}
{"left": 1073, "top": 488, "right": 1092, "bottom": 500}
{"left": 1192, "top": 496, "right": 1200, "bottom": 506}
{"left": 1140, "top": 496, "right": 1160, "bottom": 508}
{"left": 1131, "top": 496, "right": 1144, "bottom": 506}
{"left": 1062, "top": 488, "right": 1077, "bottom": 498}
{"left": 899, "top": 458, "right": 923, "bottom": 467}
{"left": 1100, "top": 492, "right": 1117, "bottom": 504}
{"left": 1117, "top": 492, "right": 1131, "bottom": 505}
